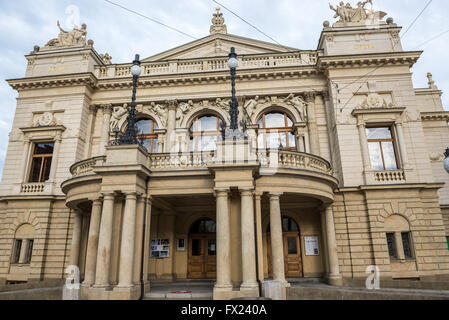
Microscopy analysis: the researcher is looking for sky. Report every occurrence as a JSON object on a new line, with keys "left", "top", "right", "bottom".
{"left": 0, "top": 0, "right": 448, "bottom": 176}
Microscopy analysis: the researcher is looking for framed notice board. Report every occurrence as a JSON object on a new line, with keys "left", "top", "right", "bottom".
{"left": 151, "top": 239, "right": 170, "bottom": 258}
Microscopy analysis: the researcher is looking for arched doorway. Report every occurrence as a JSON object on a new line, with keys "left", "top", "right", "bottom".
{"left": 267, "top": 217, "right": 303, "bottom": 278}
{"left": 188, "top": 219, "right": 217, "bottom": 279}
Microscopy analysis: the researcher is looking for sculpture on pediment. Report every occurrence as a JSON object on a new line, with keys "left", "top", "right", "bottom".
{"left": 176, "top": 100, "right": 194, "bottom": 123}
{"left": 284, "top": 94, "right": 308, "bottom": 122}
{"left": 356, "top": 93, "right": 393, "bottom": 109}
{"left": 100, "top": 53, "right": 112, "bottom": 65}
{"left": 110, "top": 104, "right": 128, "bottom": 132}
{"left": 45, "top": 21, "right": 87, "bottom": 47}
{"left": 150, "top": 102, "right": 168, "bottom": 128}
{"left": 210, "top": 8, "right": 227, "bottom": 35}
{"left": 329, "top": 0, "right": 387, "bottom": 25}
{"left": 33, "top": 112, "right": 57, "bottom": 127}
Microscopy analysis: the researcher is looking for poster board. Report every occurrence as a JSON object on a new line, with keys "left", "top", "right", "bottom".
{"left": 151, "top": 239, "right": 170, "bottom": 258}
{"left": 304, "top": 236, "right": 320, "bottom": 256}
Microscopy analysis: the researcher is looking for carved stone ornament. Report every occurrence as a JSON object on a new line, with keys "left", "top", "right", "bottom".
{"left": 284, "top": 94, "right": 308, "bottom": 122}
{"left": 148, "top": 102, "right": 168, "bottom": 128}
{"left": 429, "top": 152, "right": 444, "bottom": 162}
{"left": 210, "top": 8, "right": 227, "bottom": 35}
{"left": 110, "top": 104, "right": 128, "bottom": 132}
{"left": 100, "top": 53, "right": 112, "bottom": 65}
{"left": 33, "top": 112, "right": 56, "bottom": 127}
{"left": 329, "top": 0, "right": 387, "bottom": 26}
{"left": 176, "top": 100, "right": 194, "bottom": 123}
{"left": 356, "top": 93, "right": 392, "bottom": 109}
{"left": 44, "top": 21, "right": 87, "bottom": 48}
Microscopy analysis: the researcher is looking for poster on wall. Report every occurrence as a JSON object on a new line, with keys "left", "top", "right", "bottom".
{"left": 177, "top": 239, "right": 185, "bottom": 251}
{"left": 151, "top": 239, "right": 170, "bottom": 258}
{"left": 304, "top": 236, "right": 320, "bottom": 256}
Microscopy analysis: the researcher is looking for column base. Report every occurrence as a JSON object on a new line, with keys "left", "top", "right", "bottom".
{"left": 327, "top": 275, "right": 343, "bottom": 286}
{"left": 240, "top": 281, "right": 259, "bottom": 291}
{"left": 80, "top": 283, "right": 93, "bottom": 300}
{"left": 213, "top": 287, "right": 259, "bottom": 300}
{"left": 110, "top": 285, "right": 140, "bottom": 300}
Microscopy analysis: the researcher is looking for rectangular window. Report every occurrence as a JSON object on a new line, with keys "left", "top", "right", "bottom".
{"left": 447, "top": 237, "right": 449, "bottom": 251}
{"left": 29, "top": 142, "right": 54, "bottom": 183}
{"left": 24, "top": 240, "right": 34, "bottom": 264}
{"left": 12, "top": 240, "right": 22, "bottom": 264}
{"left": 366, "top": 127, "right": 399, "bottom": 171}
{"left": 386, "top": 233, "right": 398, "bottom": 259}
{"left": 402, "top": 232, "right": 414, "bottom": 259}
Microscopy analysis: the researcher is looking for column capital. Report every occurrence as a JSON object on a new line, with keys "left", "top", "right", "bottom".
{"left": 166, "top": 99, "right": 178, "bottom": 111}
{"left": 92, "top": 198, "right": 103, "bottom": 206}
{"left": 101, "top": 104, "right": 113, "bottom": 115}
{"left": 254, "top": 191, "right": 264, "bottom": 198}
{"left": 101, "top": 192, "right": 115, "bottom": 199}
{"left": 214, "top": 188, "right": 229, "bottom": 198}
{"left": 357, "top": 119, "right": 366, "bottom": 128}
{"left": 240, "top": 187, "right": 254, "bottom": 195}
{"left": 268, "top": 192, "right": 283, "bottom": 200}
{"left": 320, "top": 202, "right": 334, "bottom": 211}
{"left": 124, "top": 191, "right": 138, "bottom": 199}
{"left": 305, "top": 92, "right": 316, "bottom": 103}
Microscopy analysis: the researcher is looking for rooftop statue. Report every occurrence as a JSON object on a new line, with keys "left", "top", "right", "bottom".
{"left": 45, "top": 21, "right": 87, "bottom": 48}
{"left": 329, "top": 0, "right": 387, "bottom": 25}
{"left": 210, "top": 8, "right": 227, "bottom": 35}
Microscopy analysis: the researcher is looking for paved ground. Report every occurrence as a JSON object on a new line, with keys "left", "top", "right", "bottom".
{"left": 144, "top": 280, "right": 214, "bottom": 300}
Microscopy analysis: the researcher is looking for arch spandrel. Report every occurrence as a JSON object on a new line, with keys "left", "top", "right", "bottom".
{"left": 250, "top": 98, "right": 302, "bottom": 126}
{"left": 181, "top": 106, "right": 229, "bottom": 129}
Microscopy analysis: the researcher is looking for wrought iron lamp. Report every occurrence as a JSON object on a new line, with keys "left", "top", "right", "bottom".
{"left": 228, "top": 47, "right": 239, "bottom": 131}
{"left": 120, "top": 54, "right": 141, "bottom": 145}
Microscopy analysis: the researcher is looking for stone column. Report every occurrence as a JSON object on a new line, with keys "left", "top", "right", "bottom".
{"left": 320, "top": 210, "right": 330, "bottom": 276}
{"left": 214, "top": 189, "right": 232, "bottom": 290}
{"left": 357, "top": 120, "right": 371, "bottom": 171}
{"left": 269, "top": 193, "right": 287, "bottom": 286}
{"left": 117, "top": 192, "right": 138, "bottom": 288}
{"left": 395, "top": 122, "right": 409, "bottom": 168}
{"left": 324, "top": 205, "right": 343, "bottom": 286}
{"left": 83, "top": 106, "right": 97, "bottom": 159}
{"left": 82, "top": 199, "right": 103, "bottom": 286}
{"left": 240, "top": 188, "right": 258, "bottom": 290}
{"left": 18, "top": 138, "right": 31, "bottom": 183}
{"left": 18, "top": 240, "right": 28, "bottom": 264}
{"left": 143, "top": 197, "right": 152, "bottom": 284}
{"left": 254, "top": 192, "right": 264, "bottom": 283}
{"left": 48, "top": 133, "right": 62, "bottom": 183}
{"left": 100, "top": 105, "right": 113, "bottom": 156}
{"left": 166, "top": 100, "right": 177, "bottom": 152}
{"left": 70, "top": 212, "right": 83, "bottom": 267}
{"left": 306, "top": 93, "right": 320, "bottom": 156}
{"left": 94, "top": 193, "right": 115, "bottom": 288}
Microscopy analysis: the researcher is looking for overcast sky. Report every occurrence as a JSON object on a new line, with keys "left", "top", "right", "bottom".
{"left": 0, "top": 0, "right": 448, "bottom": 176}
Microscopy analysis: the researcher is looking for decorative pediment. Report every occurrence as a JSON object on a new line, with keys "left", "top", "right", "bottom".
{"left": 143, "top": 33, "right": 298, "bottom": 62}
{"left": 355, "top": 93, "right": 393, "bottom": 110}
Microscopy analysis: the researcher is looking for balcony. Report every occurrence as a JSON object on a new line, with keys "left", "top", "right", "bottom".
{"left": 70, "top": 156, "right": 106, "bottom": 178}
{"left": 94, "top": 51, "right": 319, "bottom": 79}
{"left": 374, "top": 170, "right": 406, "bottom": 183}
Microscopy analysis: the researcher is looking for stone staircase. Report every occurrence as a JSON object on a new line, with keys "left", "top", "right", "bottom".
{"left": 144, "top": 280, "right": 214, "bottom": 300}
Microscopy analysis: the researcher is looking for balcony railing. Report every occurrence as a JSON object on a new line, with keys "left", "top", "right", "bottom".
{"left": 258, "top": 150, "right": 332, "bottom": 175}
{"left": 94, "top": 51, "right": 319, "bottom": 79}
{"left": 70, "top": 156, "right": 106, "bottom": 177}
{"left": 21, "top": 183, "right": 45, "bottom": 193}
{"left": 148, "top": 151, "right": 216, "bottom": 170}
{"left": 374, "top": 170, "right": 405, "bottom": 182}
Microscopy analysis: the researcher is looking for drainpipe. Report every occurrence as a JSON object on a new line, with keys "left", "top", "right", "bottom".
{"left": 254, "top": 196, "right": 263, "bottom": 297}
{"left": 140, "top": 177, "right": 150, "bottom": 300}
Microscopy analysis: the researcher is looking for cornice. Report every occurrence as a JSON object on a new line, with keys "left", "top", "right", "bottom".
{"left": 421, "top": 111, "right": 449, "bottom": 121}
{"left": 7, "top": 73, "right": 98, "bottom": 91}
{"left": 414, "top": 88, "right": 442, "bottom": 96}
{"left": 317, "top": 51, "right": 422, "bottom": 69}
{"left": 351, "top": 107, "right": 406, "bottom": 116}
{"left": 96, "top": 66, "right": 322, "bottom": 90}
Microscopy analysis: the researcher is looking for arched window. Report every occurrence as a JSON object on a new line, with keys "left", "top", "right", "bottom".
{"left": 11, "top": 224, "right": 35, "bottom": 265}
{"left": 385, "top": 215, "right": 414, "bottom": 260}
{"left": 136, "top": 118, "right": 158, "bottom": 153}
{"left": 257, "top": 112, "right": 296, "bottom": 150}
{"left": 190, "top": 219, "right": 216, "bottom": 234}
{"left": 190, "top": 115, "right": 223, "bottom": 152}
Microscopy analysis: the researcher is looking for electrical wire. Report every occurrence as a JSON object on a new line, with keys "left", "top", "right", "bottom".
{"left": 103, "top": 0, "right": 197, "bottom": 40}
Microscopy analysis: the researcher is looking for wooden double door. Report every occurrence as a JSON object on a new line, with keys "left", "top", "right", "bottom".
{"left": 188, "top": 234, "right": 217, "bottom": 279}
{"left": 267, "top": 231, "right": 303, "bottom": 278}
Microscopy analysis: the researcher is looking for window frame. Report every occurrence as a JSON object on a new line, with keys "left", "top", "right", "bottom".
{"left": 257, "top": 112, "right": 296, "bottom": 151}
{"left": 189, "top": 115, "right": 223, "bottom": 152}
{"left": 366, "top": 126, "right": 400, "bottom": 171}
{"left": 24, "top": 240, "right": 34, "bottom": 264}
{"left": 401, "top": 232, "right": 414, "bottom": 260}
{"left": 136, "top": 118, "right": 158, "bottom": 153}
{"left": 28, "top": 141, "right": 54, "bottom": 183}
{"left": 11, "top": 239, "right": 22, "bottom": 264}
{"left": 386, "top": 232, "right": 398, "bottom": 260}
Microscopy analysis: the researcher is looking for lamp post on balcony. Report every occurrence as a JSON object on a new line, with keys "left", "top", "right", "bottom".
{"left": 120, "top": 54, "right": 141, "bottom": 145}
{"left": 221, "top": 47, "right": 247, "bottom": 140}
{"left": 444, "top": 148, "right": 449, "bottom": 174}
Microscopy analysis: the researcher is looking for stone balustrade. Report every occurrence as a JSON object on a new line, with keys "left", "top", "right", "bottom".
{"left": 94, "top": 51, "right": 319, "bottom": 79}
{"left": 148, "top": 151, "right": 216, "bottom": 170}
{"left": 70, "top": 156, "right": 106, "bottom": 177}
{"left": 21, "top": 183, "right": 45, "bottom": 193}
{"left": 374, "top": 170, "right": 406, "bottom": 182}
{"left": 258, "top": 150, "right": 332, "bottom": 175}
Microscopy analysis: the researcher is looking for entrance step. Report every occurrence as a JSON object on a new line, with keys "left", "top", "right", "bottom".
{"left": 144, "top": 280, "right": 214, "bottom": 300}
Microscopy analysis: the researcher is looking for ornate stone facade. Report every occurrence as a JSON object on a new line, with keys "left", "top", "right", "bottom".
{"left": 1, "top": 3, "right": 448, "bottom": 300}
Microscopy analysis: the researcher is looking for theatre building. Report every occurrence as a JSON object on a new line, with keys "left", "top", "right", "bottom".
{"left": 1, "top": 3, "right": 449, "bottom": 300}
